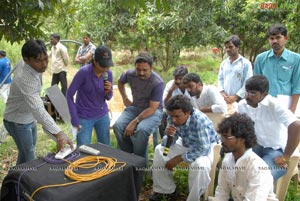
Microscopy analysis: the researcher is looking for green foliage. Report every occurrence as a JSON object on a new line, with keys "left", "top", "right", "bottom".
{"left": 173, "top": 168, "right": 189, "bottom": 195}
{"left": 0, "top": 0, "right": 61, "bottom": 43}
{"left": 286, "top": 180, "right": 300, "bottom": 201}
{"left": 0, "top": 40, "right": 23, "bottom": 66}
{"left": 213, "top": 0, "right": 300, "bottom": 62}
{"left": 42, "top": 0, "right": 79, "bottom": 40}
{"left": 117, "top": 0, "right": 169, "bottom": 13}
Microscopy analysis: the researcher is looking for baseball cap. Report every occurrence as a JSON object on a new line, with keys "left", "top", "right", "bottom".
{"left": 134, "top": 52, "right": 153, "bottom": 66}
{"left": 0, "top": 50, "right": 6, "bottom": 57}
{"left": 94, "top": 46, "right": 114, "bottom": 67}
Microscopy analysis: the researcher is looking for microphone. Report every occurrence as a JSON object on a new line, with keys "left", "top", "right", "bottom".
{"left": 163, "top": 135, "right": 174, "bottom": 156}
{"left": 102, "top": 72, "right": 109, "bottom": 93}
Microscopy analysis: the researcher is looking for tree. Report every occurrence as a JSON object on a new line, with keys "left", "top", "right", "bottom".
{"left": 213, "top": 0, "right": 298, "bottom": 63}
{"left": 117, "top": 0, "right": 221, "bottom": 71}
{"left": 0, "top": 0, "right": 61, "bottom": 43}
{"left": 0, "top": 0, "right": 168, "bottom": 44}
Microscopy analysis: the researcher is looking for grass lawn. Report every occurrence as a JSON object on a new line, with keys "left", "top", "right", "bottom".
{"left": 0, "top": 49, "right": 299, "bottom": 200}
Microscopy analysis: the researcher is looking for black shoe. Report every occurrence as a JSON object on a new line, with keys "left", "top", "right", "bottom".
{"left": 148, "top": 190, "right": 178, "bottom": 201}
{"left": 149, "top": 192, "right": 163, "bottom": 201}
{"left": 165, "top": 190, "right": 178, "bottom": 201}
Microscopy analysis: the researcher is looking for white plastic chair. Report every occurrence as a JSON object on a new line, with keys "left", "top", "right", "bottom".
{"left": 275, "top": 149, "right": 299, "bottom": 201}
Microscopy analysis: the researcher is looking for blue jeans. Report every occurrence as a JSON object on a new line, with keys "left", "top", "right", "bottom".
{"left": 3, "top": 119, "right": 37, "bottom": 165}
{"left": 113, "top": 106, "right": 162, "bottom": 159}
{"left": 77, "top": 114, "right": 110, "bottom": 147}
{"left": 253, "top": 144, "right": 287, "bottom": 181}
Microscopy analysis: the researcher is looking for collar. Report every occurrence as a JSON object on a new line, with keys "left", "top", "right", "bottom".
{"left": 257, "top": 94, "right": 271, "bottom": 107}
{"left": 182, "top": 109, "right": 193, "bottom": 128}
{"left": 24, "top": 61, "right": 41, "bottom": 76}
{"left": 53, "top": 41, "right": 60, "bottom": 48}
{"left": 236, "top": 148, "right": 252, "bottom": 163}
{"left": 268, "top": 48, "right": 288, "bottom": 61}
{"left": 227, "top": 54, "right": 243, "bottom": 62}
{"left": 84, "top": 42, "right": 93, "bottom": 48}
{"left": 171, "top": 109, "right": 193, "bottom": 128}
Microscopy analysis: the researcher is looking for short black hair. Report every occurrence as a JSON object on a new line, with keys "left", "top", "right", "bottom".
{"left": 0, "top": 50, "right": 6, "bottom": 57}
{"left": 134, "top": 52, "right": 153, "bottom": 67}
{"left": 224, "top": 35, "right": 241, "bottom": 48}
{"left": 182, "top": 73, "right": 202, "bottom": 85}
{"left": 267, "top": 24, "right": 288, "bottom": 37}
{"left": 245, "top": 75, "right": 269, "bottom": 93}
{"left": 21, "top": 39, "right": 47, "bottom": 59}
{"left": 173, "top": 66, "right": 188, "bottom": 77}
{"left": 218, "top": 113, "right": 257, "bottom": 148}
{"left": 50, "top": 33, "right": 60, "bottom": 41}
{"left": 166, "top": 95, "right": 193, "bottom": 113}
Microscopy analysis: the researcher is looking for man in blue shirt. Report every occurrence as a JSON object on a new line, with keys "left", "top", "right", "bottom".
{"left": 218, "top": 35, "right": 253, "bottom": 104}
{"left": 0, "top": 50, "right": 12, "bottom": 103}
{"left": 254, "top": 24, "right": 300, "bottom": 113}
{"left": 113, "top": 52, "right": 164, "bottom": 160}
{"left": 149, "top": 95, "right": 219, "bottom": 201}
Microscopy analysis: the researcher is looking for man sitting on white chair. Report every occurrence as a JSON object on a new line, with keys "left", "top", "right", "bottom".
{"left": 237, "top": 75, "right": 300, "bottom": 181}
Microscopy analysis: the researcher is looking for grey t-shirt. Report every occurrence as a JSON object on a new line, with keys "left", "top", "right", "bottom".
{"left": 119, "top": 69, "right": 164, "bottom": 109}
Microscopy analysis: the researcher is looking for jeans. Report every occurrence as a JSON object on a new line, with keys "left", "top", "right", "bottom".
{"left": 51, "top": 71, "right": 67, "bottom": 96}
{"left": 113, "top": 106, "right": 162, "bottom": 159}
{"left": 77, "top": 114, "right": 110, "bottom": 147}
{"left": 3, "top": 119, "right": 37, "bottom": 165}
{"left": 253, "top": 144, "right": 287, "bottom": 181}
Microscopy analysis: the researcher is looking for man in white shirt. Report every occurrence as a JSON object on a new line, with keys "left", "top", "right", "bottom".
{"left": 158, "top": 66, "right": 190, "bottom": 139}
{"left": 213, "top": 113, "right": 278, "bottom": 201}
{"left": 237, "top": 75, "right": 300, "bottom": 181}
{"left": 49, "top": 33, "right": 70, "bottom": 96}
{"left": 218, "top": 35, "right": 253, "bottom": 104}
{"left": 183, "top": 73, "right": 227, "bottom": 113}
{"left": 163, "top": 66, "right": 190, "bottom": 106}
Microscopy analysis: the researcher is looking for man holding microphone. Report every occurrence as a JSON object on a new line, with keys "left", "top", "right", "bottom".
{"left": 149, "top": 95, "right": 219, "bottom": 201}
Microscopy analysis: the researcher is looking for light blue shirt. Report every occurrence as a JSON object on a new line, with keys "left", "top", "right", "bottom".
{"left": 218, "top": 55, "right": 253, "bottom": 98}
{"left": 254, "top": 48, "right": 300, "bottom": 97}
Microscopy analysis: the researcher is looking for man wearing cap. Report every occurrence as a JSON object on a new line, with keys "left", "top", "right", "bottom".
{"left": 67, "top": 45, "right": 114, "bottom": 146}
{"left": 0, "top": 50, "right": 12, "bottom": 103}
{"left": 113, "top": 52, "right": 164, "bottom": 159}
{"left": 49, "top": 33, "right": 70, "bottom": 96}
{"left": 74, "top": 33, "right": 96, "bottom": 67}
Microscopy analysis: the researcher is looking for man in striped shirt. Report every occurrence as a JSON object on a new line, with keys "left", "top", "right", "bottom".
{"left": 3, "top": 39, "right": 73, "bottom": 165}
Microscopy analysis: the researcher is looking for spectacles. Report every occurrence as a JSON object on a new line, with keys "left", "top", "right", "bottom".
{"left": 220, "top": 135, "right": 235, "bottom": 142}
{"left": 245, "top": 91, "right": 258, "bottom": 97}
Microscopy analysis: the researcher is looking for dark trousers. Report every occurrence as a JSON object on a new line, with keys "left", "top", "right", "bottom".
{"left": 51, "top": 71, "right": 67, "bottom": 96}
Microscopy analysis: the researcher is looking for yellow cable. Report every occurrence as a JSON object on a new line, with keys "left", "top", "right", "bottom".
{"left": 29, "top": 156, "right": 126, "bottom": 201}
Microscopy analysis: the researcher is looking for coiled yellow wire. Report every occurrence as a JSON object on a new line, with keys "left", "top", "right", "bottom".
{"left": 29, "top": 156, "right": 126, "bottom": 201}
